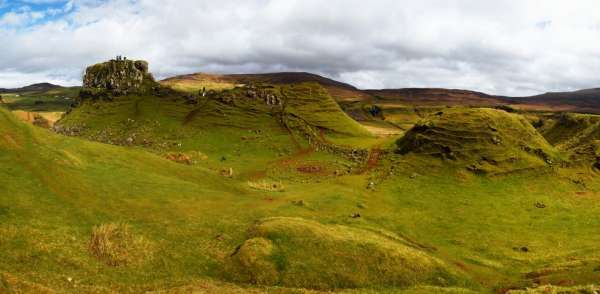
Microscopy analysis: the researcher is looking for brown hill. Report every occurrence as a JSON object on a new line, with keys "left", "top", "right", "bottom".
{"left": 0, "top": 83, "right": 63, "bottom": 94}
{"left": 366, "top": 88, "right": 504, "bottom": 106}
{"left": 505, "top": 88, "right": 600, "bottom": 114}
{"left": 161, "top": 71, "right": 600, "bottom": 114}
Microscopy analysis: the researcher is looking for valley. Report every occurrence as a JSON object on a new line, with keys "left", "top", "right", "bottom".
{"left": 1, "top": 59, "right": 600, "bottom": 293}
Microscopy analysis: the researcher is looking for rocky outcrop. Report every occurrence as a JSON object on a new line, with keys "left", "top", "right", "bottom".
{"left": 82, "top": 57, "right": 156, "bottom": 97}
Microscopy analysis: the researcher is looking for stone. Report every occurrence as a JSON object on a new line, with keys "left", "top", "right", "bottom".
{"left": 221, "top": 168, "right": 233, "bottom": 177}
{"left": 367, "top": 181, "right": 375, "bottom": 189}
{"left": 82, "top": 58, "right": 156, "bottom": 97}
{"left": 291, "top": 200, "right": 306, "bottom": 206}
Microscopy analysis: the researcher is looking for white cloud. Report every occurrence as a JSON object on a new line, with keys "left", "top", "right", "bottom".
{"left": 0, "top": 0, "right": 600, "bottom": 96}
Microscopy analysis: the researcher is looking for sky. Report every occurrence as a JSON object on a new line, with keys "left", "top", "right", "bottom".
{"left": 1, "top": 0, "right": 600, "bottom": 96}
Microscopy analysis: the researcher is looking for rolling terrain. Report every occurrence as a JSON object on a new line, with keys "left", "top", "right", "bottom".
{"left": 2, "top": 60, "right": 600, "bottom": 293}
{"left": 160, "top": 72, "right": 371, "bottom": 102}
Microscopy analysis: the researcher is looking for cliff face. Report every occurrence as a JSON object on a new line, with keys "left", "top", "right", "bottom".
{"left": 82, "top": 59, "right": 155, "bottom": 95}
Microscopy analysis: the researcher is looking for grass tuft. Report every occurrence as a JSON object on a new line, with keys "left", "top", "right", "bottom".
{"left": 88, "top": 223, "right": 154, "bottom": 266}
{"left": 247, "top": 180, "right": 285, "bottom": 192}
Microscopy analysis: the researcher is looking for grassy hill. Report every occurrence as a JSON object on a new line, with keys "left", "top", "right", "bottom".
{"left": 536, "top": 112, "right": 600, "bottom": 168}
{"left": 5, "top": 102, "right": 600, "bottom": 292}
{"left": 160, "top": 72, "right": 372, "bottom": 102}
{"left": 396, "top": 108, "right": 560, "bottom": 174}
{"left": 3, "top": 61, "right": 600, "bottom": 293}
{"left": 56, "top": 82, "right": 372, "bottom": 155}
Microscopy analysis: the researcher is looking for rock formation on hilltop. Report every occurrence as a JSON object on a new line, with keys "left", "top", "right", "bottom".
{"left": 81, "top": 56, "right": 156, "bottom": 97}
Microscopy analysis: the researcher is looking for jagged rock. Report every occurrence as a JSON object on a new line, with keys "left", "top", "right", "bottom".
{"left": 81, "top": 58, "right": 156, "bottom": 98}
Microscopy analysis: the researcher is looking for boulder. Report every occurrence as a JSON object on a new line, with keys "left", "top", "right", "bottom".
{"left": 82, "top": 58, "right": 156, "bottom": 97}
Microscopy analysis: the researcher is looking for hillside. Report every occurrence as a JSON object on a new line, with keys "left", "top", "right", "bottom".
{"left": 4, "top": 59, "right": 600, "bottom": 293}
{"left": 536, "top": 112, "right": 600, "bottom": 168}
{"left": 396, "top": 108, "right": 559, "bottom": 174}
{"left": 6, "top": 102, "right": 600, "bottom": 292}
{"left": 160, "top": 72, "right": 372, "bottom": 102}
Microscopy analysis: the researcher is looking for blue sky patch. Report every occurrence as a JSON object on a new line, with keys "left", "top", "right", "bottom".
{"left": 0, "top": 0, "right": 73, "bottom": 28}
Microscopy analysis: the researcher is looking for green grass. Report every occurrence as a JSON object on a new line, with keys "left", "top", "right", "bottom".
{"left": 2, "top": 86, "right": 600, "bottom": 293}
{"left": 282, "top": 83, "right": 372, "bottom": 137}
{"left": 226, "top": 217, "right": 469, "bottom": 289}
{"left": 396, "top": 107, "right": 561, "bottom": 174}
{"left": 160, "top": 78, "right": 238, "bottom": 93}
{"left": 537, "top": 113, "right": 600, "bottom": 167}
{"left": 0, "top": 87, "right": 78, "bottom": 113}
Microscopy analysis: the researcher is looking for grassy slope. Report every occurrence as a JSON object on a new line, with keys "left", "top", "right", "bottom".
{"left": 159, "top": 72, "right": 372, "bottom": 102}
{"left": 396, "top": 108, "right": 561, "bottom": 174}
{"left": 3, "top": 89, "right": 600, "bottom": 293}
{"left": 282, "top": 83, "right": 372, "bottom": 137}
{"left": 1, "top": 87, "right": 78, "bottom": 113}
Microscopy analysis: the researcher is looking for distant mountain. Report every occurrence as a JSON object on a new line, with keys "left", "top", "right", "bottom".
{"left": 0, "top": 82, "right": 64, "bottom": 94}
{"left": 162, "top": 71, "right": 600, "bottom": 114}
{"left": 365, "top": 88, "right": 504, "bottom": 106}
{"left": 504, "top": 88, "right": 600, "bottom": 114}
{"left": 367, "top": 87, "right": 600, "bottom": 114}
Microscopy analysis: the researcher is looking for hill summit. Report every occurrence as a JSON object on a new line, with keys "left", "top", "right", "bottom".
{"left": 82, "top": 56, "right": 156, "bottom": 96}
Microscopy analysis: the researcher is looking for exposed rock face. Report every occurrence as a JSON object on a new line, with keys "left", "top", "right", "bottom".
{"left": 82, "top": 58, "right": 155, "bottom": 95}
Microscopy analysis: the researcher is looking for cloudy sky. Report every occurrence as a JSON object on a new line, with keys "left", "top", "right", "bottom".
{"left": 1, "top": 0, "right": 599, "bottom": 96}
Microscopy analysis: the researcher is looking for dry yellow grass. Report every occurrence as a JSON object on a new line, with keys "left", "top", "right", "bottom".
{"left": 88, "top": 223, "right": 154, "bottom": 266}
{"left": 246, "top": 180, "right": 285, "bottom": 192}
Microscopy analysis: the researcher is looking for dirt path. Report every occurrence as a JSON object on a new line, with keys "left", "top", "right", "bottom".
{"left": 354, "top": 146, "right": 383, "bottom": 175}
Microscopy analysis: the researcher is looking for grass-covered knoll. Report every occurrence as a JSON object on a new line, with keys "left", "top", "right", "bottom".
{"left": 281, "top": 83, "right": 372, "bottom": 137}
{"left": 396, "top": 108, "right": 559, "bottom": 174}
{"left": 226, "top": 217, "right": 468, "bottom": 289}
{"left": 537, "top": 113, "right": 600, "bottom": 167}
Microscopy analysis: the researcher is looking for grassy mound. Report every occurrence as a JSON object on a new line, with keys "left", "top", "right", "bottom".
{"left": 226, "top": 217, "right": 467, "bottom": 290}
{"left": 282, "top": 83, "right": 372, "bottom": 137}
{"left": 396, "top": 108, "right": 559, "bottom": 173}
{"left": 537, "top": 113, "right": 600, "bottom": 167}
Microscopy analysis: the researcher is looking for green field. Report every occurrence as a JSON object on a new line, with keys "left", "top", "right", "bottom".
{"left": 1, "top": 77, "right": 600, "bottom": 293}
